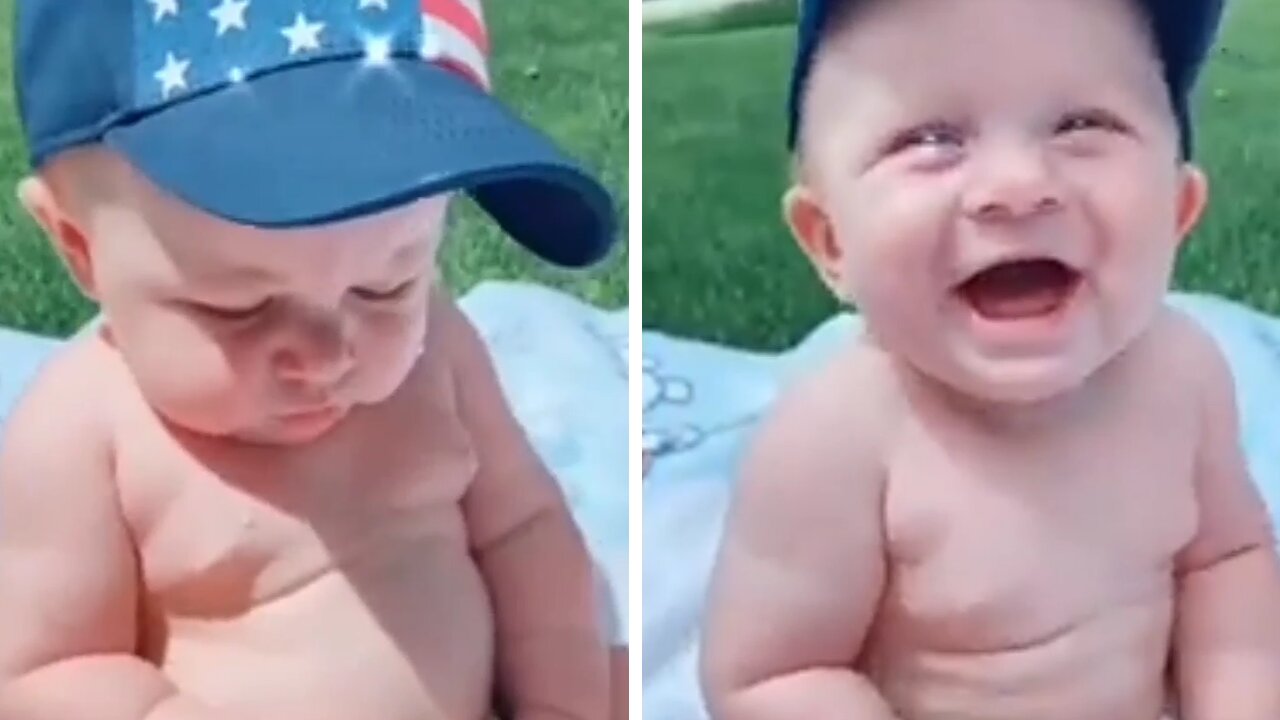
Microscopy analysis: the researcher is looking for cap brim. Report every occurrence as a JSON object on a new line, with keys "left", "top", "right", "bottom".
{"left": 105, "top": 58, "right": 616, "bottom": 268}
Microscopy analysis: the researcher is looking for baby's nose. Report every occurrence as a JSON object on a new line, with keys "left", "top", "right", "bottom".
{"left": 271, "top": 314, "right": 356, "bottom": 387}
{"left": 962, "top": 145, "right": 1064, "bottom": 223}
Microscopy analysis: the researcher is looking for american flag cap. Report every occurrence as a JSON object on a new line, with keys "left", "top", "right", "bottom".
{"left": 787, "top": 0, "right": 1225, "bottom": 159}
{"left": 15, "top": 0, "right": 616, "bottom": 268}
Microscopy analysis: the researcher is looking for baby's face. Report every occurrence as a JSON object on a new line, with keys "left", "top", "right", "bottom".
{"left": 70, "top": 154, "right": 446, "bottom": 444}
{"left": 792, "top": 0, "right": 1206, "bottom": 403}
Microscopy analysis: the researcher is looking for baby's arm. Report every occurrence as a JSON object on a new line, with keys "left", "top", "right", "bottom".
{"left": 0, "top": 354, "right": 240, "bottom": 720}
{"left": 445, "top": 303, "right": 608, "bottom": 720}
{"left": 700, "top": 357, "right": 899, "bottom": 720}
{"left": 1173, "top": 339, "right": 1280, "bottom": 719}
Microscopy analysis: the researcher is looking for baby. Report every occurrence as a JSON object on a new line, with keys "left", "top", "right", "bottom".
{"left": 701, "top": 1, "right": 1280, "bottom": 719}
{"left": 0, "top": 1, "right": 623, "bottom": 719}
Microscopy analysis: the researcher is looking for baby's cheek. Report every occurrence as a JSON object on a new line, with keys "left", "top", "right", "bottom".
{"left": 1093, "top": 191, "right": 1182, "bottom": 319}
{"left": 355, "top": 310, "right": 428, "bottom": 402}
{"left": 1089, "top": 161, "right": 1182, "bottom": 263}
{"left": 130, "top": 320, "right": 256, "bottom": 433}
{"left": 844, "top": 226, "right": 934, "bottom": 317}
{"left": 839, "top": 190, "right": 943, "bottom": 294}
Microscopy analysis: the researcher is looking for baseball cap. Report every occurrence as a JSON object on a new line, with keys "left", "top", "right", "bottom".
{"left": 15, "top": 0, "right": 616, "bottom": 268}
{"left": 787, "top": 0, "right": 1226, "bottom": 158}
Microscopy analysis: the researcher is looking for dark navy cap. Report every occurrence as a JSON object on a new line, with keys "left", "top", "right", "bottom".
{"left": 787, "top": 0, "right": 1226, "bottom": 158}
{"left": 15, "top": 0, "right": 616, "bottom": 268}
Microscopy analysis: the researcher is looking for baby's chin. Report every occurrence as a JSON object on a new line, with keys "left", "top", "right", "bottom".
{"left": 144, "top": 395, "right": 353, "bottom": 446}
{"left": 154, "top": 355, "right": 420, "bottom": 442}
{"left": 893, "top": 327, "right": 1128, "bottom": 414}
{"left": 939, "top": 355, "right": 1100, "bottom": 406}
{"left": 140, "top": 404, "right": 293, "bottom": 445}
{"left": 862, "top": 328, "right": 1097, "bottom": 409}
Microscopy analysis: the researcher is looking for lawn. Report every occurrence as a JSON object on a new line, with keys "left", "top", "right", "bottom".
{"left": 642, "top": 0, "right": 1280, "bottom": 350}
{"left": 0, "top": 0, "right": 628, "bottom": 337}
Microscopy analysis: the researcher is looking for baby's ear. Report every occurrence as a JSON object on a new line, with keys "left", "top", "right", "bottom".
{"left": 17, "top": 174, "right": 98, "bottom": 299}
{"left": 783, "top": 183, "right": 849, "bottom": 301}
{"left": 1175, "top": 163, "right": 1209, "bottom": 244}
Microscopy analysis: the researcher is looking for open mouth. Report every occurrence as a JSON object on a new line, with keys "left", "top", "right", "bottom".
{"left": 958, "top": 258, "right": 1081, "bottom": 321}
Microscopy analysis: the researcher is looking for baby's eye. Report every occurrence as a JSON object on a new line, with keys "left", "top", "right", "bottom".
{"left": 352, "top": 278, "right": 418, "bottom": 302}
{"left": 1056, "top": 109, "right": 1127, "bottom": 135}
{"left": 886, "top": 122, "right": 966, "bottom": 155}
{"left": 190, "top": 298, "right": 271, "bottom": 321}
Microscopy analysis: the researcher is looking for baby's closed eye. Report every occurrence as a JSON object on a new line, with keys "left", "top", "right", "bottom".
{"left": 884, "top": 120, "right": 967, "bottom": 155}
{"left": 1054, "top": 108, "right": 1132, "bottom": 137}
{"left": 185, "top": 297, "right": 272, "bottom": 322}
{"left": 351, "top": 277, "right": 421, "bottom": 302}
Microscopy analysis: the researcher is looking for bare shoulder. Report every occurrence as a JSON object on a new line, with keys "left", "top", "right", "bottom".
{"left": 0, "top": 333, "right": 131, "bottom": 555}
{"left": 0, "top": 335, "right": 142, "bottom": 685}
{"left": 1139, "top": 305, "right": 1228, "bottom": 383}
{"left": 372, "top": 287, "right": 496, "bottom": 465}
{"left": 1148, "top": 305, "right": 1246, "bottom": 440}
{"left": 423, "top": 288, "right": 513, "bottom": 429}
{"left": 1, "top": 332, "right": 121, "bottom": 456}
{"left": 371, "top": 287, "right": 517, "bottom": 464}
{"left": 1149, "top": 306, "right": 1275, "bottom": 569}
{"left": 364, "top": 290, "right": 480, "bottom": 470}
{"left": 740, "top": 336, "right": 899, "bottom": 502}
{"left": 431, "top": 288, "right": 487, "bottom": 377}
{"left": 381, "top": 289, "right": 471, "bottom": 415}
{"left": 0, "top": 332, "right": 131, "bottom": 585}
{"left": 1104, "top": 306, "right": 1230, "bottom": 417}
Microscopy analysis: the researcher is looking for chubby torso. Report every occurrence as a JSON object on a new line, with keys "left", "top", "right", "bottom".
{"left": 106, "top": 327, "right": 495, "bottom": 720}
{"left": 863, "top": 320, "right": 1200, "bottom": 720}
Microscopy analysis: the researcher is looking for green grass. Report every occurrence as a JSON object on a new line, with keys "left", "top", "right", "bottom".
{"left": 0, "top": 0, "right": 628, "bottom": 337}
{"left": 642, "top": 0, "right": 1280, "bottom": 350}
{"left": 645, "top": 0, "right": 797, "bottom": 37}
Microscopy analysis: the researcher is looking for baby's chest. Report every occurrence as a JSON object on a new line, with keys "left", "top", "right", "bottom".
{"left": 879, "top": 419, "right": 1199, "bottom": 647}
{"left": 119, "top": 422, "right": 479, "bottom": 617}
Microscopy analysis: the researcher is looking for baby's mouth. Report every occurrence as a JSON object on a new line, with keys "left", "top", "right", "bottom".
{"left": 957, "top": 258, "right": 1082, "bottom": 320}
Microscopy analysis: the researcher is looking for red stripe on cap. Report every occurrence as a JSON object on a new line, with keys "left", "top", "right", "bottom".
{"left": 422, "top": 0, "right": 489, "bottom": 54}
{"left": 436, "top": 57, "right": 487, "bottom": 89}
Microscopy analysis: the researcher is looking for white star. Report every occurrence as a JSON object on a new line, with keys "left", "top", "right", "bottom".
{"left": 281, "top": 13, "right": 325, "bottom": 55}
{"left": 228, "top": 66, "right": 246, "bottom": 83}
{"left": 154, "top": 53, "right": 190, "bottom": 98}
{"left": 149, "top": 0, "right": 179, "bottom": 22}
{"left": 209, "top": 0, "right": 249, "bottom": 36}
{"left": 358, "top": 0, "right": 389, "bottom": 10}
{"left": 364, "top": 36, "right": 392, "bottom": 66}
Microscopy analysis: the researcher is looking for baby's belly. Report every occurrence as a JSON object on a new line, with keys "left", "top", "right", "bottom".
{"left": 863, "top": 595, "right": 1173, "bottom": 720}
{"left": 152, "top": 551, "right": 493, "bottom": 720}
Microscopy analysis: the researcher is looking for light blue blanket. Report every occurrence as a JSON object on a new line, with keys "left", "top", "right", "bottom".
{"left": 642, "top": 292, "right": 1280, "bottom": 720}
{"left": 0, "top": 281, "right": 630, "bottom": 645}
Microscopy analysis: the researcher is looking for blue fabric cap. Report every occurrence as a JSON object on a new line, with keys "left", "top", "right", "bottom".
{"left": 787, "top": 0, "right": 1226, "bottom": 158}
{"left": 15, "top": 0, "right": 616, "bottom": 268}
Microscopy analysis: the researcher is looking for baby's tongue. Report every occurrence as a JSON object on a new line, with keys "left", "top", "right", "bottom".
{"left": 961, "top": 259, "right": 1074, "bottom": 320}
